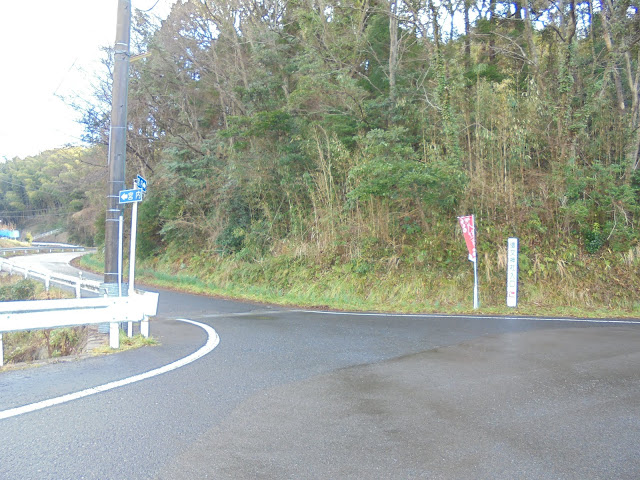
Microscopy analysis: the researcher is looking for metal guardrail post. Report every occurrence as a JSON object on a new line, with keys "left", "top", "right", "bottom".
{"left": 110, "top": 322, "right": 119, "bottom": 349}
{"left": 141, "top": 316, "right": 149, "bottom": 338}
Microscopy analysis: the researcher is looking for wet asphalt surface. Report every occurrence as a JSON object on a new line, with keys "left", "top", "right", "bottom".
{"left": 0, "top": 252, "right": 639, "bottom": 479}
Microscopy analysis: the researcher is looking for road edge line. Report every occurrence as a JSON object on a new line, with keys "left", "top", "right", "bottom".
{"left": 0, "top": 318, "right": 218, "bottom": 421}
{"left": 296, "top": 310, "right": 640, "bottom": 324}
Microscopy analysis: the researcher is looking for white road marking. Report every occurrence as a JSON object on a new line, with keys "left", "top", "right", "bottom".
{"left": 0, "top": 319, "right": 218, "bottom": 421}
{"left": 298, "top": 310, "right": 640, "bottom": 324}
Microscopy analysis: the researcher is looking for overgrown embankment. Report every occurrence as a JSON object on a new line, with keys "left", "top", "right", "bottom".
{"left": 80, "top": 240, "right": 640, "bottom": 318}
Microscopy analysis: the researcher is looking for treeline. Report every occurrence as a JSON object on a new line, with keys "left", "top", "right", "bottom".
{"left": 0, "top": 147, "right": 106, "bottom": 245}
{"left": 16, "top": 0, "right": 640, "bottom": 308}
{"left": 77, "top": 0, "right": 639, "bottom": 261}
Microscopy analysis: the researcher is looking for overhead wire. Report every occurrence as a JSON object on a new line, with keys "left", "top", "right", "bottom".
{"left": 139, "top": 0, "right": 162, "bottom": 13}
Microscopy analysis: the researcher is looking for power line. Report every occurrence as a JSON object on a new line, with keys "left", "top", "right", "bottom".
{"left": 139, "top": 0, "right": 161, "bottom": 13}
{"left": 0, "top": 206, "right": 70, "bottom": 216}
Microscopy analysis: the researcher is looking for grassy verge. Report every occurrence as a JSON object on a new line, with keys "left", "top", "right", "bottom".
{"left": 92, "top": 331, "right": 158, "bottom": 355}
{"left": 77, "top": 251, "right": 640, "bottom": 319}
{"left": 0, "top": 239, "right": 30, "bottom": 248}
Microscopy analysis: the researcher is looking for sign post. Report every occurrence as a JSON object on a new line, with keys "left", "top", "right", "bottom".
{"left": 128, "top": 183, "right": 141, "bottom": 297}
{"left": 119, "top": 175, "right": 147, "bottom": 337}
{"left": 506, "top": 237, "right": 519, "bottom": 307}
{"left": 458, "top": 215, "right": 479, "bottom": 309}
{"left": 118, "top": 213, "right": 124, "bottom": 298}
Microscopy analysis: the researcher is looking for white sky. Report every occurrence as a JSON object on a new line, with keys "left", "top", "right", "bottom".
{"left": 0, "top": 1, "right": 178, "bottom": 161}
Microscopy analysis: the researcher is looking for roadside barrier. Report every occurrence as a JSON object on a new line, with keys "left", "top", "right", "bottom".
{"left": 0, "top": 292, "right": 159, "bottom": 366}
{"left": 0, "top": 253, "right": 159, "bottom": 367}
{"left": 0, "top": 258, "right": 100, "bottom": 298}
{"left": 0, "top": 244, "right": 87, "bottom": 256}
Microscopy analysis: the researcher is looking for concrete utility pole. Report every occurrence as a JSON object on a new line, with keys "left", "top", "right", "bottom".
{"left": 104, "top": 0, "right": 131, "bottom": 291}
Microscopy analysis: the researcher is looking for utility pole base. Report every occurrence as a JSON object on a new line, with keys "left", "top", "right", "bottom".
{"left": 100, "top": 283, "right": 129, "bottom": 297}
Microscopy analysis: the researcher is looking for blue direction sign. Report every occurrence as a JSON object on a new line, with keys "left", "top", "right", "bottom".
{"left": 136, "top": 175, "right": 147, "bottom": 192}
{"left": 119, "top": 188, "right": 144, "bottom": 204}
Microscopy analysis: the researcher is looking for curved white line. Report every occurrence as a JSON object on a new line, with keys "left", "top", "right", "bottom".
{"left": 0, "top": 319, "right": 219, "bottom": 421}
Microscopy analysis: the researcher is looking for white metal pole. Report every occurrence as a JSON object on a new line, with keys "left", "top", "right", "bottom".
{"left": 128, "top": 200, "right": 138, "bottom": 296}
{"left": 127, "top": 185, "right": 139, "bottom": 338}
{"left": 118, "top": 213, "right": 124, "bottom": 297}
{"left": 473, "top": 258, "right": 479, "bottom": 309}
{"left": 141, "top": 315, "right": 150, "bottom": 338}
{"left": 110, "top": 321, "right": 120, "bottom": 349}
{"left": 473, "top": 214, "right": 479, "bottom": 309}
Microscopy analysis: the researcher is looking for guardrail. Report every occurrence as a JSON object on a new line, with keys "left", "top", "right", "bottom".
{"left": 0, "top": 252, "right": 160, "bottom": 367}
{"left": 32, "top": 229, "right": 63, "bottom": 240}
{"left": 0, "top": 258, "right": 100, "bottom": 298}
{"left": 0, "top": 291, "right": 159, "bottom": 367}
{"left": 0, "top": 245, "right": 87, "bottom": 256}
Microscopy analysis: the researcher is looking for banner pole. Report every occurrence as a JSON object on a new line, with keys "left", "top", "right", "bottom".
{"left": 473, "top": 257, "right": 479, "bottom": 309}
{"left": 473, "top": 214, "right": 478, "bottom": 309}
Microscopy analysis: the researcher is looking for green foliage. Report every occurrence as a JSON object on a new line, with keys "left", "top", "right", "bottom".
{"left": 560, "top": 162, "right": 639, "bottom": 252}
{"left": 0, "top": 146, "right": 105, "bottom": 244}
{"left": 348, "top": 128, "right": 466, "bottom": 212}
{"left": 25, "top": 0, "right": 639, "bottom": 315}
{"left": 0, "top": 279, "right": 36, "bottom": 301}
{"left": 582, "top": 223, "right": 605, "bottom": 254}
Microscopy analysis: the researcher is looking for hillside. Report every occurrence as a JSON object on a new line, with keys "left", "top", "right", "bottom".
{"left": 4, "top": 0, "right": 640, "bottom": 316}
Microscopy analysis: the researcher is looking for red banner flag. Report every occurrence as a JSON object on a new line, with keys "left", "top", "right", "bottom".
{"left": 457, "top": 215, "right": 476, "bottom": 262}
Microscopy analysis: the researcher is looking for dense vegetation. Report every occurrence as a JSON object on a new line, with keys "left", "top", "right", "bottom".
{"left": 4, "top": 0, "right": 640, "bottom": 313}
{"left": 0, "top": 147, "right": 106, "bottom": 245}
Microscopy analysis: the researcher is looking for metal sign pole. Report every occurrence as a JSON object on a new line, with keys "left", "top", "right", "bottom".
{"left": 118, "top": 213, "right": 124, "bottom": 297}
{"left": 473, "top": 257, "right": 479, "bottom": 309}
{"left": 128, "top": 196, "right": 138, "bottom": 295}
{"left": 472, "top": 214, "right": 479, "bottom": 310}
{"left": 127, "top": 198, "right": 138, "bottom": 337}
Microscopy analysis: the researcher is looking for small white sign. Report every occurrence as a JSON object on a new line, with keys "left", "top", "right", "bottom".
{"left": 506, "top": 238, "right": 519, "bottom": 307}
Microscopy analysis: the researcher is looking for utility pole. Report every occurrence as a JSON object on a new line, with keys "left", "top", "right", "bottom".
{"left": 103, "top": 0, "right": 131, "bottom": 292}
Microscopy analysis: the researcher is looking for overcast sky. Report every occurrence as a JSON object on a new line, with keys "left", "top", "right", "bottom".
{"left": 0, "top": 1, "right": 177, "bottom": 161}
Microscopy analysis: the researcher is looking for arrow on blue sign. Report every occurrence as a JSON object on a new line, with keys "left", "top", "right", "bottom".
{"left": 136, "top": 175, "right": 147, "bottom": 192}
{"left": 119, "top": 188, "right": 144, "bottom": 204}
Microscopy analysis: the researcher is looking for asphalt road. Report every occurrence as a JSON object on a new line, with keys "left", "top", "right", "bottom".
{"left": 1, "top": 252, "right": 639, "bottom": 479}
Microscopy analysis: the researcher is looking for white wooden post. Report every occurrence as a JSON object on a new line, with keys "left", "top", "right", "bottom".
{"left": 45, "top": 275, "right": 50, "bottom": 292}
